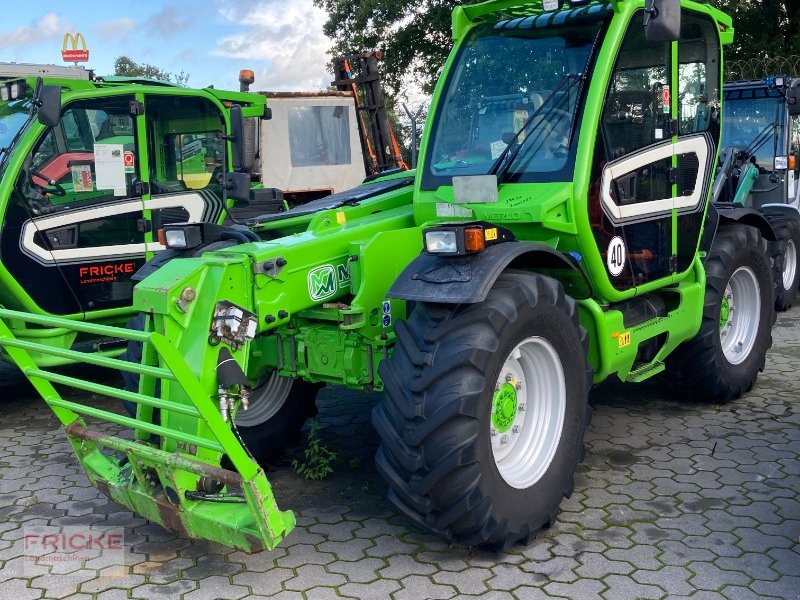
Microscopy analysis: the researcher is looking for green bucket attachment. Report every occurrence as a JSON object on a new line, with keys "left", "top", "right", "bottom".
{"left": 0, "top": 309, "right": 294, "bottom": 552}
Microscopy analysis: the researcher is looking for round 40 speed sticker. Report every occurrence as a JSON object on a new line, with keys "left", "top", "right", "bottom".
{"left": 607, "top": 236, "right": 626, "bottom": 277}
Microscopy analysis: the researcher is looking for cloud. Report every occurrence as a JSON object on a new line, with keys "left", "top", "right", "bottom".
{"left": 213, "top": 0, "right": 332, "bottom": 91}
{"left": 143, "top": 4, "right": 193, "bottom": 37}
{"left": 95, "top": 18, "right": 137, "bottom": 42}
{"left": 0, "top": 13, "right": 72, "bottom": 50}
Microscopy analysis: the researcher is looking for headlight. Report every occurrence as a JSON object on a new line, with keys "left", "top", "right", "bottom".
{"left": 425, "top": 230, "right": 458, "bottom": 254}
{"left": 159, "top": 224, "right": 204, "bottom": 249}
{"left": 423, "top": 223, "right": 511, "bottom": 256}
{"left": 165, "top": 229, "right": 189, "bottom": 248}
{"left": 9, "top": 82, "right": 24, "bottom": 100}
{"left": 0, "top": 86, "right": 9, "bottom": 102}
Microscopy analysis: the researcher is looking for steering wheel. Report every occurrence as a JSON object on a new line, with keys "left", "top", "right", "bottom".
{"left": 30, "top": 170, "right": 66, "bottom": 197}
{"left": 529, "top": 108, "right": 573, "bottom": 156}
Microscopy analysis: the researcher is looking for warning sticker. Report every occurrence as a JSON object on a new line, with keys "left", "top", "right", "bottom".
{"left": 435, "top": 203, "right": 473, "bottom": 218}
{"left": 490, "top": 140, "right": 506, "bottom": 160}
{"left": 71, "top": 164, "right": 93, "bottom": 192}
{"left": 123, "top": 151, "right": 135, "bottom": 174}
{"left": 607, "top": 236, "right": 626, "bottom": 277}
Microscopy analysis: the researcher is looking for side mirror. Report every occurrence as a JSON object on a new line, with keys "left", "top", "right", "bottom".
{"left": 788, "top": 86, "right": 800, "bottom": 116}
{"left": 241, "top": 117, "right": 257, "bottom": 174}
{"left": 644, "top": 0, "right": 681, "bottom": 43}
{"left": 229, "top": 104, "right": 245, "bottom": 172}
{"left": 224, "top": 171, "right": 251, "bottom": 203}
{"left": 36, "top": 85, "right": 61, "bottom": 127}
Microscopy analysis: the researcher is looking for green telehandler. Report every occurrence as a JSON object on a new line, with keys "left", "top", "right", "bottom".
{"left": 0, "top": 0, "right": 780, "bottom": 552}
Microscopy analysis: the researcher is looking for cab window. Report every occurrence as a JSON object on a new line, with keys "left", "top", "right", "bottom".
{"left": 145, "top": 96, "right": 225, "bottom": 194}
{"left": 17, "top": 96, "right": 138, "bottom": 212}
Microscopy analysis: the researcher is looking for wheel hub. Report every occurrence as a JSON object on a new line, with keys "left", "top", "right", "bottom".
{"left": 492, "top": 382, "right": 518, "bottom": 433}
{"left": 719, "top": 295, "right": 731, "bottom": 331}
{"left": 490, "top": 337, "right": 566, "bottom": 490}
{"left": 719, "top": 266, "right": 760, "bottom": 365}
{"left": 783, "top": 239, "right": 797, "bottom": 290}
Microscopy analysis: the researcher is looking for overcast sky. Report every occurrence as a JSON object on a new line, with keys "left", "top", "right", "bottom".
{"left": 0, "top": 0, "right": 334, "bottom": 92}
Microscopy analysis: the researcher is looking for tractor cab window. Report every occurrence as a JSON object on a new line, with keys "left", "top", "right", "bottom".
{"left": 721, "top": 91, "right": 784, "bottom": 170}
{"left": 145, "top": 95, "right": 225, "bottom": 194}
{"left": 677, "top": 14, "right": 720, "bottom": 136}
{"left": 16, "top": 96, "right": 139, "bottom": 215}
{"left": 422, "top": 18, "right": 605, "bottom": 190}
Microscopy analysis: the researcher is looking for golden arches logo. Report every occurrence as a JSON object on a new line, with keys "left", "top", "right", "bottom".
{"left": 61, "top": 33, "right": 89, "bottom": 63}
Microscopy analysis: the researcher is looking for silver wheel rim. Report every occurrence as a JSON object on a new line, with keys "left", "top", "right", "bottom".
{"left": 234, "top": 373, "right": 293, "bottom": 427}
{"left": 782, "top": 239, "right": 797, "bottom": 290}
{"left": 491, "top": 336, "right": 566, "bottom": 490}
{"left": 719, "top": 266, "right": 761, "bottom": 365}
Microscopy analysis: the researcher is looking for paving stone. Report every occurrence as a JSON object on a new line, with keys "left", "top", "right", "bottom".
{"left": 393, "top": 575, "right": 457, "bottom": 600}
{"left": 182, "top": 576, "right": 248, "bottom": 600}
{"left": 339, "top": 579, "right": 402, "bottom": 599}
{"left": 432, "top": 567, "right": 492, "bottom": 595}
{"left": 0, "top": 579, "right": 44, "bottom": 600}
{"left": 130, "top": 580, "right": 198, "bottom": 600}
{"left": 632, "top": 566, "right": 694, "bottom": 596}
{"left": 2, "top": 305, "right": 800, "bottom": 600}
{"left": 232, "top": 568, "right": 293, "bottom": 595}
{"left": 379, "top": 554, "right": 437, "bottom": 579}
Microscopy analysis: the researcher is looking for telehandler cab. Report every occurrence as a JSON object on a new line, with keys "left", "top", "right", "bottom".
{"left": 0, "top": 0, "right": 778, "bottom": 552}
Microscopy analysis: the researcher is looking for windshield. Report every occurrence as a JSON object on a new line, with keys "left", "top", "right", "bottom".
{"left": 721, "top": 93, "right": 784, "bottom": 169}
{"left": 422, "top": 20, "right": 604, "bottom": 190}
{"left": 0, "top": 90, "right": 34, "bottom": 173}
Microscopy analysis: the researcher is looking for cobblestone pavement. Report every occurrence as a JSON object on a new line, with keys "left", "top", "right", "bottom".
{"left": 0, "top": 305, "right": 798, "bottom": 600}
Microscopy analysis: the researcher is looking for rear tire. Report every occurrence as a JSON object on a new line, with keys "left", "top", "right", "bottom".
{"left": 374, "top": 272, "right": 592, "bottom": 550}
{"left": 773, "top": 218, "right": 800, "bottom": 311}
{"left": 663, "top": 224, "right": 775, "bottom": 403}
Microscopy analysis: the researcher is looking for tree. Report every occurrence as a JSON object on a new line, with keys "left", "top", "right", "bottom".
{"left": 113, "top": 56, "right": 190, "bottom": 86}
{"left": 314, "top": 0, "right": 800, "bottom": 98}
{"left": 313, "top": 0, "right": 470, "bottom": 96}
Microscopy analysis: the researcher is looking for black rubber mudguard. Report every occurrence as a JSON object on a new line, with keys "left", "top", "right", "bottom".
{"left": 387, "top": 242, "right": 591, "bottom": 304}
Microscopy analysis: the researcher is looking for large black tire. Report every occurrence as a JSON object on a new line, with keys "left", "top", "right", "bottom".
{"left": 234, "top": 378, "right": 321, "bottom": 464}
{"left": 772, "top": 217, "right": 800, "bottom": 311}
{"left": 663, "top": 223, "right": 775, "bottom": 403}
{"left": 374, "top": 272, "right": 592, "bottom": 550}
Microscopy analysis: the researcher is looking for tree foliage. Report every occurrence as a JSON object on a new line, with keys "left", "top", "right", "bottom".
{"left": 313, "top": 0, "right": 468, "bottom": 95}
{"left": 314, "top": 0, "right": 800, "bottom": 97}
{"left": 113, "top": 56, "right": 190, "bottom": 86}
{"left": 715, "top": 0, "right": 800, "bottom": 65}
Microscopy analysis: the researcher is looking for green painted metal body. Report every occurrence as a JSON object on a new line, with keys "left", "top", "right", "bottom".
{"left": 0, "top": 0, "right": 735, "bottom": 551}
{"left": 0, "top": 75, "right": 267, "bottom": 360}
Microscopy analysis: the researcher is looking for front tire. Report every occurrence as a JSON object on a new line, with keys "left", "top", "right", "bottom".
{"left": 664, "top": 224, "right": 775, "bottom": 402}
{"left": 374, "top": 272, "right": 592, "bottom": 550}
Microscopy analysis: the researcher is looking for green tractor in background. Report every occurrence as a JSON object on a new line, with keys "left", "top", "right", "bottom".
{"left": 0, "top": 0, "right": 780, "bottom": 552}
{"left": 713, "top": 75, "right": 800, "bottom": 310}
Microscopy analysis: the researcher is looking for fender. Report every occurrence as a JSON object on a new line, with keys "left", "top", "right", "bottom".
{"left": 387, "top": 242, "right": 592, "bottom": 304}
{"left": 713, "top": 204, "right": 778, "bottom": 242}
{"left": 759, "top": 203, "right": 800, "bottom": 223}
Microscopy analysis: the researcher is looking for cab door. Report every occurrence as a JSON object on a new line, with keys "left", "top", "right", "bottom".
{"left": 4, "top": 94, "right": 149, "bottom": 315}
{"left": 592, "top": 11, "right": 676, "bottom": 291}
{"left": 673, "top": 10, "right": 722, "bottom": 273}
{"left": 142, "top": 93, "right": 228, "bottom": 239}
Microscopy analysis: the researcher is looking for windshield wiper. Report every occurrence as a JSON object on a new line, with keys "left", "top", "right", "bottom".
{"left": 488, "top": 73, "right": 582, "bottom": 178}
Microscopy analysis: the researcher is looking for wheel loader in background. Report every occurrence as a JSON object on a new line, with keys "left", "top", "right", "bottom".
{"left": 0, "top": 0, "right": 780, "bottom": 553}
{"left": 713, "top": 75, "right": 800, "bottom": 309}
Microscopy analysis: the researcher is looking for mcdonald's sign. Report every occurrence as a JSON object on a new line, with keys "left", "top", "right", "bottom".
{"left": 62, "top": 33, "right": 89, "bottom": 62}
